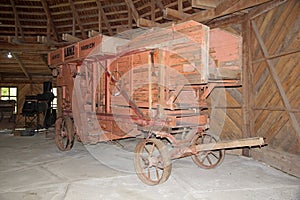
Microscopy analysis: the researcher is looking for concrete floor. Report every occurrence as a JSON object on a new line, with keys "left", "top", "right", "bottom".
{"left": 0, "top": 132, "right": 299, "bottom": 200}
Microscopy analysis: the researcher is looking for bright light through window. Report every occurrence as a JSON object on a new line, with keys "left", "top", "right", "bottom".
{"left": 0, "top": 87, "right": 17, "bottom": 113}
{"left": 51, "top": 87, "right": 57, "bottom": 109}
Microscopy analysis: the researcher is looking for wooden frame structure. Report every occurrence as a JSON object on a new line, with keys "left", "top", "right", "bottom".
{"left": 48, "top": 20, "right": 266, "bottom": 185}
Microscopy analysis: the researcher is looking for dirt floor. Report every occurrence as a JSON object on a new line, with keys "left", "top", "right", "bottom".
{"left": 0, "top": 131, "right": 299, "bottom": 200}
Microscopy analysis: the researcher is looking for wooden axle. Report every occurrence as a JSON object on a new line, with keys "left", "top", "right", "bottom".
{"left": 170, "top": 137, "right": 266, "bottom": 160}
{"left": 194, "top": 137, "right": 265, "bottom": 152}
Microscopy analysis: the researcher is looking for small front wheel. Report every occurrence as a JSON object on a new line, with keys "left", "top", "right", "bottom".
{"left": 55, "top": 116, "right": 75, "bottom": 151}
{"left": 134, "top": 138, "right": 172, "bottom": 185}
{"left": 191, "top": 133, "right": 225, "bottom": 169}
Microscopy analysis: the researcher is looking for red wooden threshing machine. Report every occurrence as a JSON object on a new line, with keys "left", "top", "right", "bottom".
{"left": 48, "top": 21, "right": 265, "bottom": 185}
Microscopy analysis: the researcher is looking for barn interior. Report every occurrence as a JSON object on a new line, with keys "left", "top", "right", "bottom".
{"left": 0, "top": 0, "right": 299, "bottom": 199}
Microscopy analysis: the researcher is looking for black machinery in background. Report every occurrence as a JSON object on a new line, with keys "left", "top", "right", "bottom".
{"left": 22, "top": 81, "right": 56, "bottom": 128}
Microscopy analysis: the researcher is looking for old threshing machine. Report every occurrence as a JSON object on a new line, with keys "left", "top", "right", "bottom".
{"left": 48, "top": 21, "right": 265, "bottom": 185}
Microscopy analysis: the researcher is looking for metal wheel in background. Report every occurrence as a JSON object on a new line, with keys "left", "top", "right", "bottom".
{"left": 134, "top": 138, "right": 172, "bottom": 185}
{"left": 191, "top": 133, "right": 225, "bottom": 169}
{"left": 55, "top": 116, "right": 75, "bottom": 151}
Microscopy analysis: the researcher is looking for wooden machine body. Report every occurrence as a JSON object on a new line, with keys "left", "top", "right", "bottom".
{"left": 48, "top": 20, "right": 242, "bottom": 145}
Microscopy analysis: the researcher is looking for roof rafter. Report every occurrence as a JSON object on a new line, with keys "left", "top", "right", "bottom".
{"left": 41, "top": 0, "right": 59, "bottom": 41}
{"left": 11, "top": 52, "right": 30, "bottom": 80}
{"left": 9, "top": 0, "right": 24, "bottom": 39}
{"left": 125, "top": 0, "right": 160, "bottom": 27}
{"left": 151, "top": 0, "right": 155, "bottom": 21}
{"left": 62, "top": 33, "right": 81, "bottom": 42}
{"left": 178, "top": 0, "right": 183, "bottom": 12}
{"left": 69, "top": 0, "right": 87, "bottom": 39}
{"left": 216, "top": 0, "right": 273, "bottom": 15}
{"left": 95, "top": 0, "right": 113, "bottom": 36}
{"left": 163, "top": 7, "right": 191, "bottom": 20}
{"left": 183, "top": 0, "right": 275, "bottom": 23}
{"left": 248, "top": 0, "right": 287, "bottom": 19}
{"left": 192, "top": 0, "right": 219, "bottom": 9}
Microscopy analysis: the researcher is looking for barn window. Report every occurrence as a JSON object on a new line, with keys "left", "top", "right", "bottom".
{"left": 51, "top": 87, "right": 57, "bottom": 110}
{"left": 0, "top": 87, "right": 17, "bottom": 113}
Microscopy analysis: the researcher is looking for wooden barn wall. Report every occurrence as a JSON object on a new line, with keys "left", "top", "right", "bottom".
{"left": 209, "top": 87, "right": 243, "bottom": 141}
{"left": 209, "top": 27, "right": 243, "bottom": 143}
{"left": 245, "top": 0, "right": 300, "bottom": 177}
{"left": 0, "top": 83, "right": 43, "bottom": 127}
{"left": 209, "top": 0, "right": 299, "bottom": 177}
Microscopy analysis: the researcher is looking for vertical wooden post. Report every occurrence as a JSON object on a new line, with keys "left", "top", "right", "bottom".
{"left": 47, "top": 18, "right": 51, "bottom": 41}
{"left": 151, "top": 0, "right": 155, "bottom": 21}
{"left": 148, "top": 52, "right": 153, "bottom": 111}
{"left": 98, "top": 8, "right": 102, "bottom": 33}
{"left": 92, "top": 62, "right": 97, "bottom": 112}
{"left": 57, "top": 87, "right": 63, "bottom": 117}
{"left": 128, "top": 5, "right": 132, "bottom": 29}
{"left": 72, "top": 16, "right": 76, "bottom": 36}
{"left": 178, "top": 0, "right": 183, "bottom": 13}
{"left": 158, "top": 50, "right": 166, "bottom": 117}
{"left": 105, "top": 61, "right": 110, "bottom": 113}
{"left": 242, "top": 19, "right": 252, "bottom": 156}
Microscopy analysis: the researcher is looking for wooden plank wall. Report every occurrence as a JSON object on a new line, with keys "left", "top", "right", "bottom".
{"left": 0, "top": 83, "right": 43, "bottom": 127}
{"left": 246, "top": 0, "right": 300, "bottom": 177}
{"left": 209, "top": 0, "right": 299, "bottom": 177}
{"left": 209, "top": 27, "right": 243, "bottom": 142}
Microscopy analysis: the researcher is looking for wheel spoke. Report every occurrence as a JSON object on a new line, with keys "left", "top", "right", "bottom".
{"left": 155, "top": 165, "right": 160, "bottom": 180}
{"left": 147, "top": 166, "right": 150, "bottom": 178}
{"left": 143, "top": 146, "right": 150, "bottom": 154}
{"left": 206, "top": 155, "right": 213, "bottom": 166}
{"left": 210, "top": 151, "right": 219, "bottom": 159}
{"left": 140, "top": 155, "right": 149, "bottom": 168}
{"left": 200, "top": 153, "right": 207, "bottom": 163}
{"left": 149, "top": 143, "right": 155, "bottom": 156}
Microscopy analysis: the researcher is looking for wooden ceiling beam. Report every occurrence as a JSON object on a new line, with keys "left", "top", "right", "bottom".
{"left": 216, "top": 0, "right": 273, "bottom": 16}
{"left": 215, "top": 0, "right": 241, "bottom": 15}
{"left": 248, "top": 0, "right": 287, "bottom": 19}
{"left": 155, "top": 0, "right": 164, "bottom": 11}
{"left": 9, "top": 0, "right": 24, "bottom": 39}
{"left": 151, "top": 0, "right": 155, "bottom": 21}
{"left": 88, "top": 30, "right": 100, "bottom": 38}
{"left": 136, "top": 18, "right": 160, "bottom": 27}
{"left": 69, "top": 0, "right": 87, "bottom": 39}
{"left": 0, "top": 75, "right": 54, "bottom": 84}
{"left": 11, "top": 52, "right": 30, "bottom": 79}
{"left": 192, "top": 0, "right": 220, "bottom": 9}
{"left": 163, "top": 7, "right": 191, "bottom": 20}
{"left": 207, "top": 13, "right": 246, "bottom": 28}
{"left": 180, "top": 0, "right": 274, "bottom": 24}
{"left": 178, "top": 0, "right": 183, "bottom": 12}
{"left": 125, "top": 0, "right": 139, "bottom": 22}
{"left": 125, "top": 0, "right": 160, "bottom": 27}
{"left": 128, "top": 4, "right": 133, "bottom": 29}
{"left": 0, "top": 43, "right": 51, "bottom": 53}
{"left": 96, "top": 0, "right": 113, "bottom": 36}
{"left": 62, "top": 33, "right": 81, "bottom": 42}
{"left": 41, "top": 0, "right": 59, "bottom": 41}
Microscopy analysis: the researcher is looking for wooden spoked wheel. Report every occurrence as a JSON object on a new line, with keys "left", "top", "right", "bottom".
{"left": 134, "top": 138, "right": 172, "bottom": 185}
{"left": 55, "top": 116, "right": 75, "bottom": 151}
{"left": 191, "top": 133, "right": 225, "bottom": 169}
